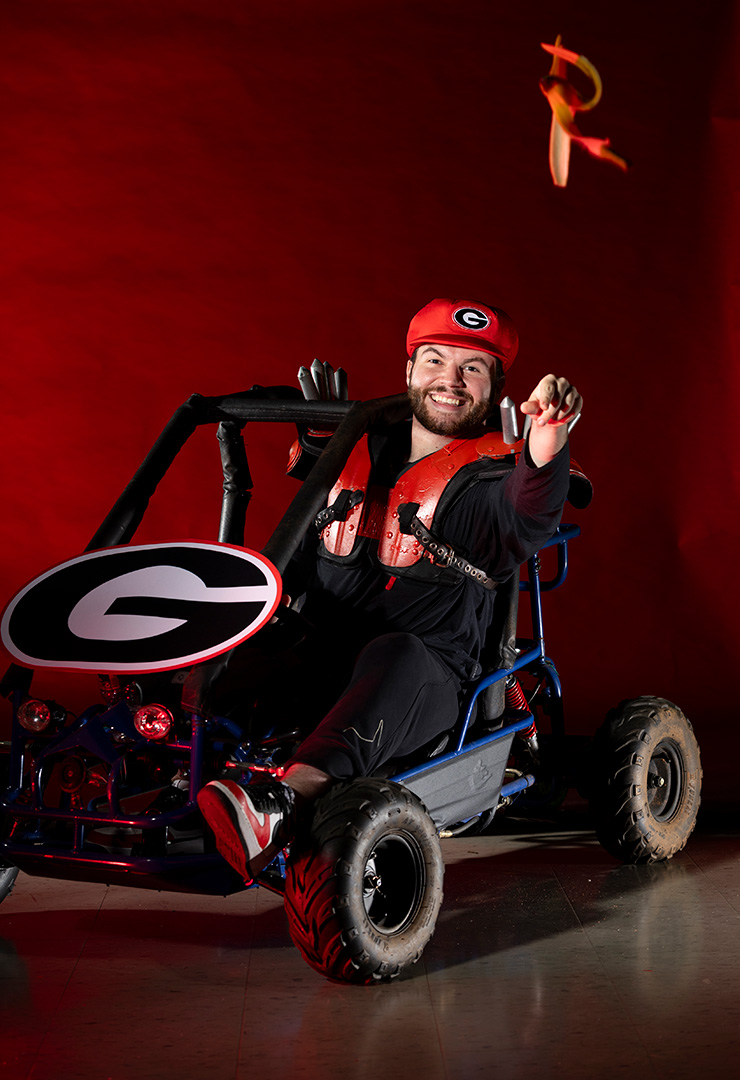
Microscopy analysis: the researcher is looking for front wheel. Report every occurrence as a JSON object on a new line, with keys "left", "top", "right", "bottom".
{"left": 590, "top": 696, "right": 702, "bottom": 864}
{"left": 284, "top": 778, "right": 444, "bottom": 984}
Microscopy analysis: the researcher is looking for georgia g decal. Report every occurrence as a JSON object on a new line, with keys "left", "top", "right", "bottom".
{"left": 1, "top": 542, "right": 282, "bottom": 673}
{"left": 452, "top": 307, "right": 490, "bottom": 332}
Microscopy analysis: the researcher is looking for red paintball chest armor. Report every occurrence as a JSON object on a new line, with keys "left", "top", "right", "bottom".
{"left": 319, "top": 432, "right": 523, "bottom": 570}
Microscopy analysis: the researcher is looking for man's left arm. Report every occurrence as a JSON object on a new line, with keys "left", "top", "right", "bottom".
{"left": 520, "top": 374, "right": 582, "bottom": 467}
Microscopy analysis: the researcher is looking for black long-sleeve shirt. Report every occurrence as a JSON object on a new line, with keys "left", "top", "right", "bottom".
{"left": 285, "top": 424, "right": 571, "bottom": 681}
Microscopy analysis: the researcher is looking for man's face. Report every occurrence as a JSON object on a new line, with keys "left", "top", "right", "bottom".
{"left": 406, "top": 343, "right": 497, "bottom": 437}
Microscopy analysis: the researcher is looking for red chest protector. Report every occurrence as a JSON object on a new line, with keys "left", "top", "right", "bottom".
{"left": 318, "top": 432, "right": 523, "bottom": 571}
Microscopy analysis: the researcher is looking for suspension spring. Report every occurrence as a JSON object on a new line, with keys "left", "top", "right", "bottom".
{"left": 506, "top": 676, "right": 537, "bottom": 741}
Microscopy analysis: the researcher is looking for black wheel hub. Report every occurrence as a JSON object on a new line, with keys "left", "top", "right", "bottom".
{"left": 647, "top": 738, "right": 683, "bottom": 822}
{"left": 362, "top": 832, "right": 426, "bottom": 934}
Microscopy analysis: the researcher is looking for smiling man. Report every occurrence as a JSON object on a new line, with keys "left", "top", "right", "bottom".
{"left": 407, "top": 344, "right": 497, "bottom": 439}
{"left": 197, "top": 298, "right": 583, "bottom": 882}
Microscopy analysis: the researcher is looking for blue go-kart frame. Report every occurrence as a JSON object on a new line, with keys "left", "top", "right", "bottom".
{"left": 0, "top": 388, "right": 701, "bottom": 982}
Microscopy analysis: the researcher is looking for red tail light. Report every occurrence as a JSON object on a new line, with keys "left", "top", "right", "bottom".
{"left": 133, "top": 704, "right": 174, "bottom": 741}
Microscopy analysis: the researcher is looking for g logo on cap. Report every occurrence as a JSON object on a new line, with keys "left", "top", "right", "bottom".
{"left": 452, "top": 307, "right": 490, "bottom": 332}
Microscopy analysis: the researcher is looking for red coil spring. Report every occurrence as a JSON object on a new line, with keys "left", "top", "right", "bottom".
{"left": 506, "top": 677, "right": 537, "bottom": 740}
{"left": 505, "top": 677, "right": 528, "bottom": 711}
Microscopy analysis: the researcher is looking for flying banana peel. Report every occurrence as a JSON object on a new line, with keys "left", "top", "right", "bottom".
{"left": 540, "top": 35, "right": 630, "bottom": 187}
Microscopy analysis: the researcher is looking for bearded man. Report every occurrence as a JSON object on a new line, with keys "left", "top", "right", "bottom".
{"left": 197, "top": 298, "right": 583, "bottom": 881}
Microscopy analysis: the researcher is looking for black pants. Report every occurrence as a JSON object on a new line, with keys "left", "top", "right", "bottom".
{"left": 288, "top": 632, "right": 461, "bottom": 780}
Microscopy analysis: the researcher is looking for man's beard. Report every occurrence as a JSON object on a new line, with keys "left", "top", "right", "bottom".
{"left": 408, "top": 385, "right": 492, "bottom": 438}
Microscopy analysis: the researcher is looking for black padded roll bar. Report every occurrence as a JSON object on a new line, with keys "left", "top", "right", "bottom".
{"left": 86, "top": 390, "right": 365, "bottom": 551}
{"left": 216, "top": 420, "right": 254, "bottom": 546}
{"left": 86, "top": 393, "right": 208, "bottom": 551}
{"left": 85, "top": 387, "right": 410, "bottom": 573}
{"left": 1, "top": 387, "right": 411, "bottom": 699}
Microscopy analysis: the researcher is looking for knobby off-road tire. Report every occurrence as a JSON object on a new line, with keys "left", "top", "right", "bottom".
{"left": 0, "top": 863, "right": 19, "bottom": 904}
{"left": 284, "top": 778, "right": 444, "bottom": 984}
{"left": 590, "top": 696, "right": 702, "bottom": 864}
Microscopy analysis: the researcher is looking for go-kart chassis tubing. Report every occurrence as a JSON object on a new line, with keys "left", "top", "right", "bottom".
{"left": 1, "top": 390, "right": 578, "bottom": 891}
{"left": 1, "top": 392, "right": 411, "bottom": 890}
{"left": 85, "top": 389, "right": 411, "bottom": 569}
{"left": 1, "top": 527, "right": 576, "bottom": 822}
{"left": 459, "top": 524, "right": 578, "bottom": 751}
{"left": 1, "top": 390, "right": 409, "bottom": 778}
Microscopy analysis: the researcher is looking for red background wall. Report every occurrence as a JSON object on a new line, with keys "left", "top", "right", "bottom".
{"left": 1, "top": 1, "right": 738, "bottom": 803}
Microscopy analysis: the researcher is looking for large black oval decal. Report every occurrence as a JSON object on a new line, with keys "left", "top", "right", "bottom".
{"left": 1, "top": 542, "right": 282, "bottom": 673}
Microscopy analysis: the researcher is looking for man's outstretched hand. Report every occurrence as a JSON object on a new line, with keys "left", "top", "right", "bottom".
{"left": 521, "top": 375, "right": 582, "bottom": 466}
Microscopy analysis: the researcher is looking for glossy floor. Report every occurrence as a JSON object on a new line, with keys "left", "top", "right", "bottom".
{"left": 2, "top": 810, "right": 739, "bottom": 1080}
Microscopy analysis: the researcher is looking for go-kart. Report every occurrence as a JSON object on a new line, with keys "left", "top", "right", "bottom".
{"left": 0, "top": 385, "right": 703, "bottom": 984}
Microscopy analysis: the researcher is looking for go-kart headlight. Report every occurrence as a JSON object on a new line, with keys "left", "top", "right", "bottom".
{"left": 18, "top": 699, "right": 52, "bottom": 733}
{"left": 133, "top": 704, "right": 174, "bottom": 741}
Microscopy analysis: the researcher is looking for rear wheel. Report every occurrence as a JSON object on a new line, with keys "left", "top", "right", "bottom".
{"left": 590, "top": 696, "right": 701, "bottom": 864}
{"left": 284, "top": 778, "right": 444, "bottom": 983}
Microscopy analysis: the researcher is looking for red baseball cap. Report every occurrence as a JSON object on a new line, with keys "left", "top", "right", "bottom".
{"left": 406, "top": 298, "right": 519, "bottom": 370}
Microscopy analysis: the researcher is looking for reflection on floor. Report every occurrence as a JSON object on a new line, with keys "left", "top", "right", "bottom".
{"left": 1, "top": 809, "right": 739, "bottom": 1080}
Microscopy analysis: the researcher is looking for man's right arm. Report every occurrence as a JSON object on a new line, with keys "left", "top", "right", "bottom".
{"left": 520, "top": 374, "right": 582, "bottom": 467}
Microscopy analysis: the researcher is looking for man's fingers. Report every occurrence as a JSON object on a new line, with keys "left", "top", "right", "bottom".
{"left": 521, "top": 376, "right": 581, "bottom": 426}
{"left": 556, "top": 385, "right": 582, "bottom": 421}
{"left": 521, "top": 374, "right": 559, "bottom": 413}
{"left": 539, "top": 383, "right": 572, "bottom": 423}
{"left": 542, "top": 386, "right": 582, "bottom": 426}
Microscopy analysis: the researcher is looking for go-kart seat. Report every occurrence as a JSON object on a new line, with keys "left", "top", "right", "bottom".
{"left": 375, "top": 571, "right": 520, "bottom": 776}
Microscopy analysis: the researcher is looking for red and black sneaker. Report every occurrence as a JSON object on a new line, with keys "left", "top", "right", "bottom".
{"left": 197, "top": 779, "right": 296, "bottom": 882}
